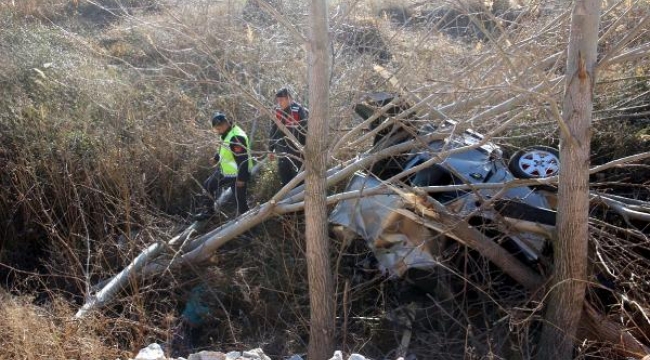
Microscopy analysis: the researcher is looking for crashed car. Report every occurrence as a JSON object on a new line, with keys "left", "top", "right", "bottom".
{"left": 329, "top": 92, "right": 560, "bottom": 277}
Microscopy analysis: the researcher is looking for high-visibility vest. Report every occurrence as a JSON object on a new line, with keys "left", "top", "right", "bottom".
{"left": 219, "top": 125, "right": 253, "bottom": 177}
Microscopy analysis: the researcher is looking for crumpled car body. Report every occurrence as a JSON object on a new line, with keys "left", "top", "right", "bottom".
{"left": 329, "top": 93, "right": 557, "bottom": 277}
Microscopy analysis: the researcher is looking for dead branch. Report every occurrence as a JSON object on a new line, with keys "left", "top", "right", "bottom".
{"left": 579, "top": 301, "right": 650, "bottom": 358}
{"left": 75, "top": 128, "right": 650, "bottom": 318}
{"left": 598, "top": 13, "right": 650, "bottom": 67}
{"left": 74, "top": 160, "right": 268, "bottom": 318}
{"left": 252, "top": 0, "right": 307, "bottom": 44}
{"left": 74, "top": 132, "right": 451, "bottom": 317}
{"left": 74, "top": 221, "right": 201, "bottom": 318}
{"left": 399, "top": 192, "right": 545, "bottom": 291}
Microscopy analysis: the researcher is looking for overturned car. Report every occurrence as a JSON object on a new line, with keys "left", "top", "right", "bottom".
{"left": 329, "top": 92, "right": 561, "bottom": 278}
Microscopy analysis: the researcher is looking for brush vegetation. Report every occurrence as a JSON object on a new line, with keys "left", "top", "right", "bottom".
{"left": 1, "top": 0, "right": 650, "bottom": 358}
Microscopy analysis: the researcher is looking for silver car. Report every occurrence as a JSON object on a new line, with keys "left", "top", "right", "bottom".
{"left": 329, "top": 92, "right": 559, "bottom": 278}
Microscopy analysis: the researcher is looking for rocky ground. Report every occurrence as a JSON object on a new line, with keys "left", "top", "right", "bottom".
{"left": 130, "top": 343, "right": 404, "bottom": 360}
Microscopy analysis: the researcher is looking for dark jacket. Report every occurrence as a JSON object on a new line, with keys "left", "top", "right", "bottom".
{"left": 213, "top": 125, "right": 250, "bottom": 182}
{"left": 269, "top": 102, "right": 308, "bottom": 156}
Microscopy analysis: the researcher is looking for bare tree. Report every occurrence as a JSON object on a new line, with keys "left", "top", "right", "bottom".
{"left": 305, "top": 0, "right": 336, "bottom": 358}
{"left": 537, "top": 1, "right": 601, "bottom": 358}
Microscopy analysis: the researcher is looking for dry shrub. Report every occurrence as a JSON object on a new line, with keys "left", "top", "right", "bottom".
{"left": 0, "top": 0, "right": 159, "bottom": 28}
{"left": 0, "top": 0, "right": 67, "bottom": 21}
{"left": 1, "top": 0, "right": 650, "bottom": 358}
{"left": 0, "top": 293, "right": 130, "bottom": 359}
{"left": 335, "top": 22, "right": 392, "bottom": 64}
{"left": 0, "top": 19, "right": 210, "bottom": 295}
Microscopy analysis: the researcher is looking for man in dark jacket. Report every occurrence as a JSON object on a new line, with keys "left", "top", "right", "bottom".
{"left": 268, "top": 87, "right": 308, "bottom": 187}
{"left": 195, "top": 111, "right": 252, "bottom": 220}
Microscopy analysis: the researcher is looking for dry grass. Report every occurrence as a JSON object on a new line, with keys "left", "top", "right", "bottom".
{"left": 0, "top": 293, "right": 131, "bottom": 359}
{"left": 0, "top": 0, "right": 67, "bottom": 21}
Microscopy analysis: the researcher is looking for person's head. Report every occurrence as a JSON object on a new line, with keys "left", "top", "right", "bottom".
{"left": 275, "top": 87, "right": 292, "bottom": 109}
{"left": 211, "top": 111, "right": 230, "bottom": 135}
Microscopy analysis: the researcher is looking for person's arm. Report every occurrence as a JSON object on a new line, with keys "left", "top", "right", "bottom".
{"left": 268, "top": 121, "right": 279, "bottom": 152}
{"left": 230, "top": 136, "right": 250, "bottom": 184}
{"left": 298, "top": 106, "right": 309, "bottom": 145}
{"left": 210, "top": 152, "right": 220, "bottom": 165}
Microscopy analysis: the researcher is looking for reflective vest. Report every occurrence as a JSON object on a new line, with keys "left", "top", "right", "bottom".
{"left": 219, "top": 125, "right": 253, "bottom": 177}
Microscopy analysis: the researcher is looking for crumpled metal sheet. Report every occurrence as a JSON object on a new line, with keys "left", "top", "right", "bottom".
{"left": 329, "top": 171, "right": 552, "bottom": 277}
{"left": 329, "top": 173, "right": 440, "bottom": 277}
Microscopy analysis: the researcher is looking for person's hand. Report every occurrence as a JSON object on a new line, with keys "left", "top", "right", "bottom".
{"left": 236, "top": 180, "right": 245, "bottom": 188}
{"left": 268, "top": 152, "right": 275, "bottom": 161}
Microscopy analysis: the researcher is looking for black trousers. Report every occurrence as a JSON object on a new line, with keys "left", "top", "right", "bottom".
{"left": 203, "top": 170, "right": 249, "bottom": 214}
{"left": 278, "top": 156, "right": 303, "bottom": 187}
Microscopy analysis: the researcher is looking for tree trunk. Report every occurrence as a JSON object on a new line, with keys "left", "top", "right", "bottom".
{"left": 305, "top": 1, "right": 336, "bottom": 359}
{"left": 537, "top": 1, "right": 600, "bottom": 358}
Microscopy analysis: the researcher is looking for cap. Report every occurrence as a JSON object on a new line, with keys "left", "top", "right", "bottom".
{"left": 211, "top": 111, "right": 228, "bottom": 126}
{"left": 275, "top": 87, "right": 291, "bottom": 98}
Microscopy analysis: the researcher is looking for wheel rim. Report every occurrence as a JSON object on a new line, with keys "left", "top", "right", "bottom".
{"left": 517, "top": 149, "right": 560, "bottom": 177}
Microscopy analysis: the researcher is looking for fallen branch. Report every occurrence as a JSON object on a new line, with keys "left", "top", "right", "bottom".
{"left": 74, "top": 135, "right": 446, "bottom": 317}
{"left": 399, "top": 192, "right": 545, "bottom": 291}
{"left": 76, "top": 138, "right": 650, "bottom": 317}
{"left": 75, "top": 160, "right": 268, "bottom": 318}
{"left": 74, "top": 221, "right": 201, "bottom": 318}
{"left": 580, "top": 301, "right": 650, "bottom": 358}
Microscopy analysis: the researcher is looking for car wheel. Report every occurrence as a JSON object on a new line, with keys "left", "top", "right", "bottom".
{"left": 508, "top": 146, "right": 560, "bottom": 178}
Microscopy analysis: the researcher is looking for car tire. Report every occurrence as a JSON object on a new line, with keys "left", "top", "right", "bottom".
{"left": 508, "top": 146, "right": 560, "bottom": 179}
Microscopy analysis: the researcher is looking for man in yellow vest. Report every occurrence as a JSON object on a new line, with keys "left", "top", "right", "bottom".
{"left": 195, "top": 111, "right": 253, "bottom": 220}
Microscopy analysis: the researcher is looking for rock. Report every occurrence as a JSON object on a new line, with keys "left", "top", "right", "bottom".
{"left": 187, "top": 351, "right": 226, "bottom": 360}
{"left": 130, "top": 344, "right": 397, "bottom": 360}
{"left": 224, "top": 351, "right": 242, "bottom": 359}
{"left": 348, "top": 354, "right": 367, "bottom": 360}
{"left": 242, "top": 348, "right": 271, "bottom": 360}
{"left": 133, "top": 343, "right": 166, "bottom": 360}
